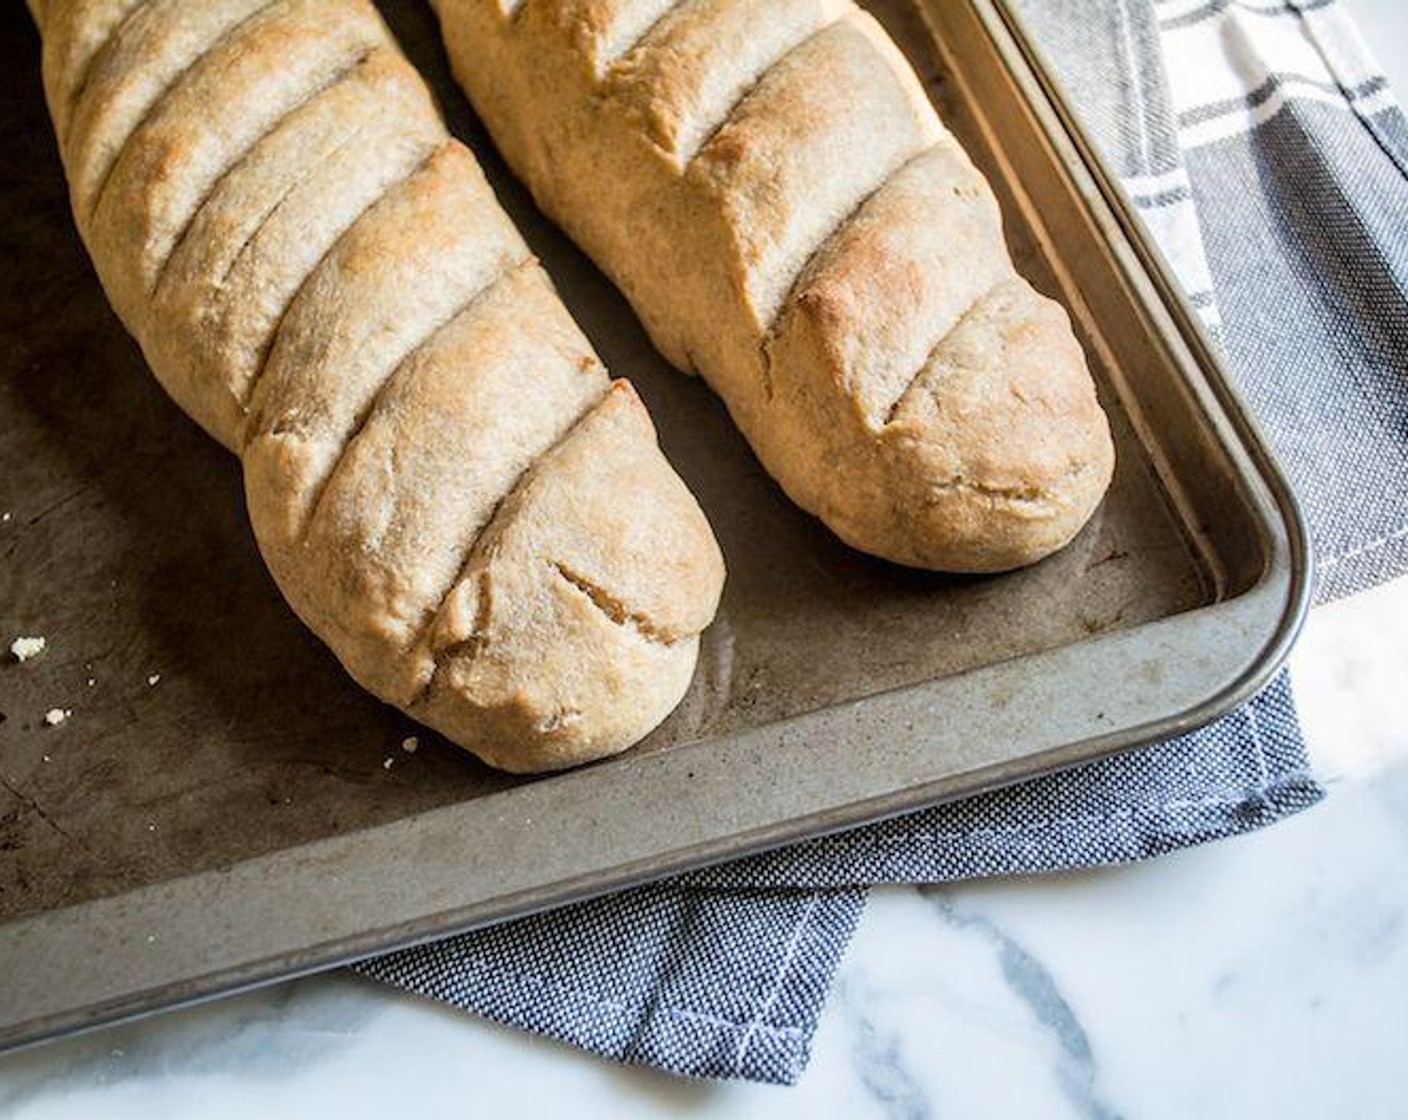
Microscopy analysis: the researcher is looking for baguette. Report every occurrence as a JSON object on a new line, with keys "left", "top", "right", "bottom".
{"left": 432, "top": 0, "right": 1116, "bottom": 572}
{"left": 31, "top": 0, "right": 725, "bottom": 773}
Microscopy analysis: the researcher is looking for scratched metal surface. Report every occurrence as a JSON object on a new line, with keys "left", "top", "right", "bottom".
{"left": 0, "top": 1, "right": 1207, "bottom": 925}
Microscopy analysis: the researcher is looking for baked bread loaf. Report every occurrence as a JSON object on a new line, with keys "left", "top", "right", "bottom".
{"left": 432, "top": 0, "right": 1116, "bottom": 572}
{"left": 29, "top": 0, "right": 725, "bottom": 772}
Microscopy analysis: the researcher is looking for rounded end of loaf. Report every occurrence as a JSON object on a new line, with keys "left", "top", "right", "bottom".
{"left": 409, "top": 382, "right": 725, "bottom": 772}
{"left": 873, "top": 281, "right": 1116, "bottom": 572}
{"left": 825, "top": 433, "right": 1116, "bottom": 575}
{"left": 422, "top": 633, "right": 704, "bottom": 775}
{"left": 772, "top": 276, "right": 1115, "bottom": 574}
{"left": 249, "top": 379, "right": 724, "bottom": 775}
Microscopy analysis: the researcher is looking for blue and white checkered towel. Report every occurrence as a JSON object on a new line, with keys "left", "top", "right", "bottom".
{"left": 355, "top": 0, "right": 1408, "bottom": 1084}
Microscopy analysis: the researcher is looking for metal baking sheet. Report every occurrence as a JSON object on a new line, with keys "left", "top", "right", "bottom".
{"left": 0, "top": 0, "right": 1309, "bottom": 1049}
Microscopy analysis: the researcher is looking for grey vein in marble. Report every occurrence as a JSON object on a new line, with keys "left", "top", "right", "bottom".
{"left": 836, "top": 973, "right": 933, "bottom": 1120}
{"left": 922, "top": 889, "right": 1126, "bottom": 1120}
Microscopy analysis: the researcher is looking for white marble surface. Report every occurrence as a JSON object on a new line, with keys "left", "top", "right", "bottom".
{"left": 2, "top": 573, "right": 1405, "bottom": 1118}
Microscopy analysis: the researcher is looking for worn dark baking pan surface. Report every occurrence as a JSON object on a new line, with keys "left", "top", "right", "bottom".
{"left": 0, "top": 0, "right": 1307, "bottom": 1049}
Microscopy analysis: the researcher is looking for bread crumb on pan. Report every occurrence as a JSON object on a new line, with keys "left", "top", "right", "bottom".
{"left": 9, "top": 636, "right": 46, "bottom": 662}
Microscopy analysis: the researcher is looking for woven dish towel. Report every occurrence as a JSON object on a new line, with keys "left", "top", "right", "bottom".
{"left": 355, "top": 0, "right": 1408, "bottom": 1084}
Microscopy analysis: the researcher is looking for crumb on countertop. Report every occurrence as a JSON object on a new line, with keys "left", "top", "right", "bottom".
{"left": 382, "top": 757, "right": 394, "bottom": 770}
{"left": 9, "top": 636, "right": 46, "bottom": 662}
{"left": 147, "top": 673, "right": 160, "bottom": 686}
{"left": 2, "top": 512, "right": 11, "bottom": 523}
{"left": 43, "top": 708, "right": 70, "bottom": 727}
{"left": 401, "top": 735, "right": 419, "bottom": 754}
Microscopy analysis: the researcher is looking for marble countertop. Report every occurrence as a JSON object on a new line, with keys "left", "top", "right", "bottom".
{"left": 2, "top": 573, "right": 1404, "bottom": 1117}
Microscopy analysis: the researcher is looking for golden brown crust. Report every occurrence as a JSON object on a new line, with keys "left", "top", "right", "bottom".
{"left": 64, "top": 0, "right": 279, "bottom": 228}
{"left": 433, "top": 0, "right": 1115, "bottom": 571}
{"left": 415, "top": 382, "right": 716, "bottom": 773}
{"left": 36, "top": 0, "right": 725, "bottom": 771}
{"left": 688, "top": 15, "right": 943, "bottom": 332}
{"left": 603, "top": 0, "right": 849, "bottom": 161}
{"left": 147, "top": 46, "right": 445, "bottom": 448}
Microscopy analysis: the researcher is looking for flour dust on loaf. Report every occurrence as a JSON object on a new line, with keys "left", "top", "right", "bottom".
{"left": 30, "top": 0, "right": 724, "bottom": 773}
{"left": 432, "top": 0, "right": 1116, "bottom": 572}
